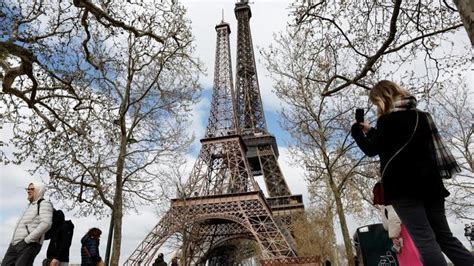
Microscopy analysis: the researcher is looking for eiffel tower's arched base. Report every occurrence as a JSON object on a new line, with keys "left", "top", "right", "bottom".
{"left": 260, "top": 256, "right": 321, "bottom": 266}
{"left": 124, "top": 191, "right": 298, "bottom": 265}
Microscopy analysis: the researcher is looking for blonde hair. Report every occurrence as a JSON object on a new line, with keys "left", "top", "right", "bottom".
{"left": 369, "top": 80, "right": 411, "bottom": 116}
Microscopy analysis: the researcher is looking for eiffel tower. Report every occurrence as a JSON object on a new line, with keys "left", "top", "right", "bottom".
{"left": 124, "top": 1, "right": 304, "bottom": 265}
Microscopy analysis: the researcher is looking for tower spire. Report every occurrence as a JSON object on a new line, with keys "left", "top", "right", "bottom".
{"left": 234, "top": 0, "right": 293, "bottom": 197}
{"left": 234, "top": 0, "right": 267, "bottom": 135}
{"left": 205, "top": 20, "right": 238, "bottom": 138}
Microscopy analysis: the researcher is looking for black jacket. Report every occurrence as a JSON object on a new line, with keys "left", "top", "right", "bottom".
{"left": 351, "top": 110, "right": 449, "bottom": 204}
{"left": 153, "top": 257, "right": 167, "bottom": 266}
{"left": 46, "top": 210, "right": 74, "bottom": 262}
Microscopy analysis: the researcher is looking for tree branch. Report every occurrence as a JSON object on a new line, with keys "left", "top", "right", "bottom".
{"left": 383, "top": 23, "right": 463, "bottom": 54}
{"left": 80, "top": 10, "right": 102, "bottom": 70}
{"left": 73, "top": 0, "right": 166, "bottom": 43}
{"left": 322, "top": 0, "right": 402, "bottom": 96}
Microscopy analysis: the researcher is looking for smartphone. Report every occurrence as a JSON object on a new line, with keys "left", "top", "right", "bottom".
{"left": 355, "top": 108, "right": 364, "bottom": 123}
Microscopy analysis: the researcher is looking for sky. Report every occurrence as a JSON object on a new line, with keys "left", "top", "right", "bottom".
{"left": 0, "top": 0, "right": 472, "bottom": 265}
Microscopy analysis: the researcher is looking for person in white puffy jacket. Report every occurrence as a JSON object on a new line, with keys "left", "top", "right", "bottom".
{"left": 2, "top": 182, "right": 53, "bottom": 266}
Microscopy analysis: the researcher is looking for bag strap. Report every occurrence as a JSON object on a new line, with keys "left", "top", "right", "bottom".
{"left": 381, "top": 111, "right": 419, "bottom": 179}
{"left": 37, "top": 198, "right": 44, "bottom": 215}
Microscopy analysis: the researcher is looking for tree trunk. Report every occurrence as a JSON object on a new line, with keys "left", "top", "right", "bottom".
{"left": 328, "top": 212, "right": 339, "bottom": 266}
{"left": 110, "top": 190, "right": 123, "bottom": 265}
{"left": 181, "top": 227, "right": 187, "bottom": 265}
{"left": 333, "top": 193, "right": 354, "bottom": 266}
{"left": 453, "top": 0, "right": 474, "bottom": 45}
{"left": 320, "top": 133, "right": 353, "bottom": 265}
{"left": 110, "top": 133, "right": 127, "bottom": 265}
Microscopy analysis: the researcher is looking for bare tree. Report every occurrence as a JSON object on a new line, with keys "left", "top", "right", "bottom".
{"left": 427, "top": 77, "right": 474, "bottom": 220}
{"left": 1, "top": 0, "right": 202, "bottom": 264}
{"left": 262, "top": 29, "right": 379, "bottom": 266}
{"left": 0, "top": 0, "right": 202, "bottom": 131}
{"left": 289, "top": 0, "right": 470, "bottom": 96}
{"left": 292, "top": 206, "right": 336, "bottom": 261}
{"left": 1, "top": 2, "right": 86, "bottom": 138}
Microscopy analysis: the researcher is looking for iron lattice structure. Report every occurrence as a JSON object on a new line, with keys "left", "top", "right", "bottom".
{"left": 205, "top": 22, "right": 238, "bottom": 139}
{"left": 234, "top": 0, "right": 291, "bottom": 198}
{"left": 234, "top": 0, "right": 266, "bottom": 136}
{"left": 125, "top": 191, "right": 297, "bottom": 265}
{"left": 125, "top": 1, "right": 304, "bottom": 265}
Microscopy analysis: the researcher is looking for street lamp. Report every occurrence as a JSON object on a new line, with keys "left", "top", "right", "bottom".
{"left": 104, "top": 210, "right": 114, "bottom": 266}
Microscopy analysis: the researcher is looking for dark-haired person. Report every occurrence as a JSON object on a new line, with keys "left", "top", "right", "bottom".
{"left": 351, "top": 80, "right": 474, "bottom": 265}
{"left": 153, "top": 253, "right": 167, "bottom": 266}
{"left": 170, "top": 257, "right": 178, "bottom": 266}
{"left": 2, "top": 182, "right": 53, "bottom": 266}
{"left": 81, "top": 228, "right": 102, "bottom": 266}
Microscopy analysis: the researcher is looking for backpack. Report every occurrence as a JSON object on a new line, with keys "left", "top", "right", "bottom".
{"left": 37, "top": 199, "right": 62, "bottom": 240}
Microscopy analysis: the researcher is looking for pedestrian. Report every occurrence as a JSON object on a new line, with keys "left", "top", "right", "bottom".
{"left": 351, "top": 80, "right": 474, "bottom": 266}
{"left": 81, "top": 228, "right": 102, "bottom": 266}
{"left": 45, "top": 210, "right": 74, "bottom": 266}
{"left": 171, "top": 257, "right": 178, "bottom": 266}
{"left": 1, "top": 182, "right": 53, "bottom": 266}
{"left": 152, "top": 253, "right": 167, "bottom": 266}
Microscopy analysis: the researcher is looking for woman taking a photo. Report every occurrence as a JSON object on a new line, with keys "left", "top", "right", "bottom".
{"left": 351, "top": 80, "right": 473, "bottom": 266}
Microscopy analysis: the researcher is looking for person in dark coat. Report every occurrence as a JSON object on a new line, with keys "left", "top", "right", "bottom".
{"left": 46, "top": 210, "right": 74, "bottom": 266}
{"left": 152, "top": 253, "right": 167, "bottom": 266}
{"left": 170, "top": 257, "right": 178, "bottom": 266}
{"left": 81, "top": 228, "right": 102, "bottom": 266}
{"left": 351, "top": 80, "right": 474, "bottom": 266}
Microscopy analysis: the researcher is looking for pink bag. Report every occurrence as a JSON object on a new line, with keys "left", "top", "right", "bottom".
{"left": 397, "top": 224, "right": 422, "bottom": 266}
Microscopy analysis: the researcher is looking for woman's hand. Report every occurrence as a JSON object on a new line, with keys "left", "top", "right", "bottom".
{"left": 359, "top": 121, "right": 371, "bottom": 134}
{"left": 353, "top": 121, "right": 371, "bottom": 134}
{"left": 392, "top": 237, "right": 400, "bottom": 246}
